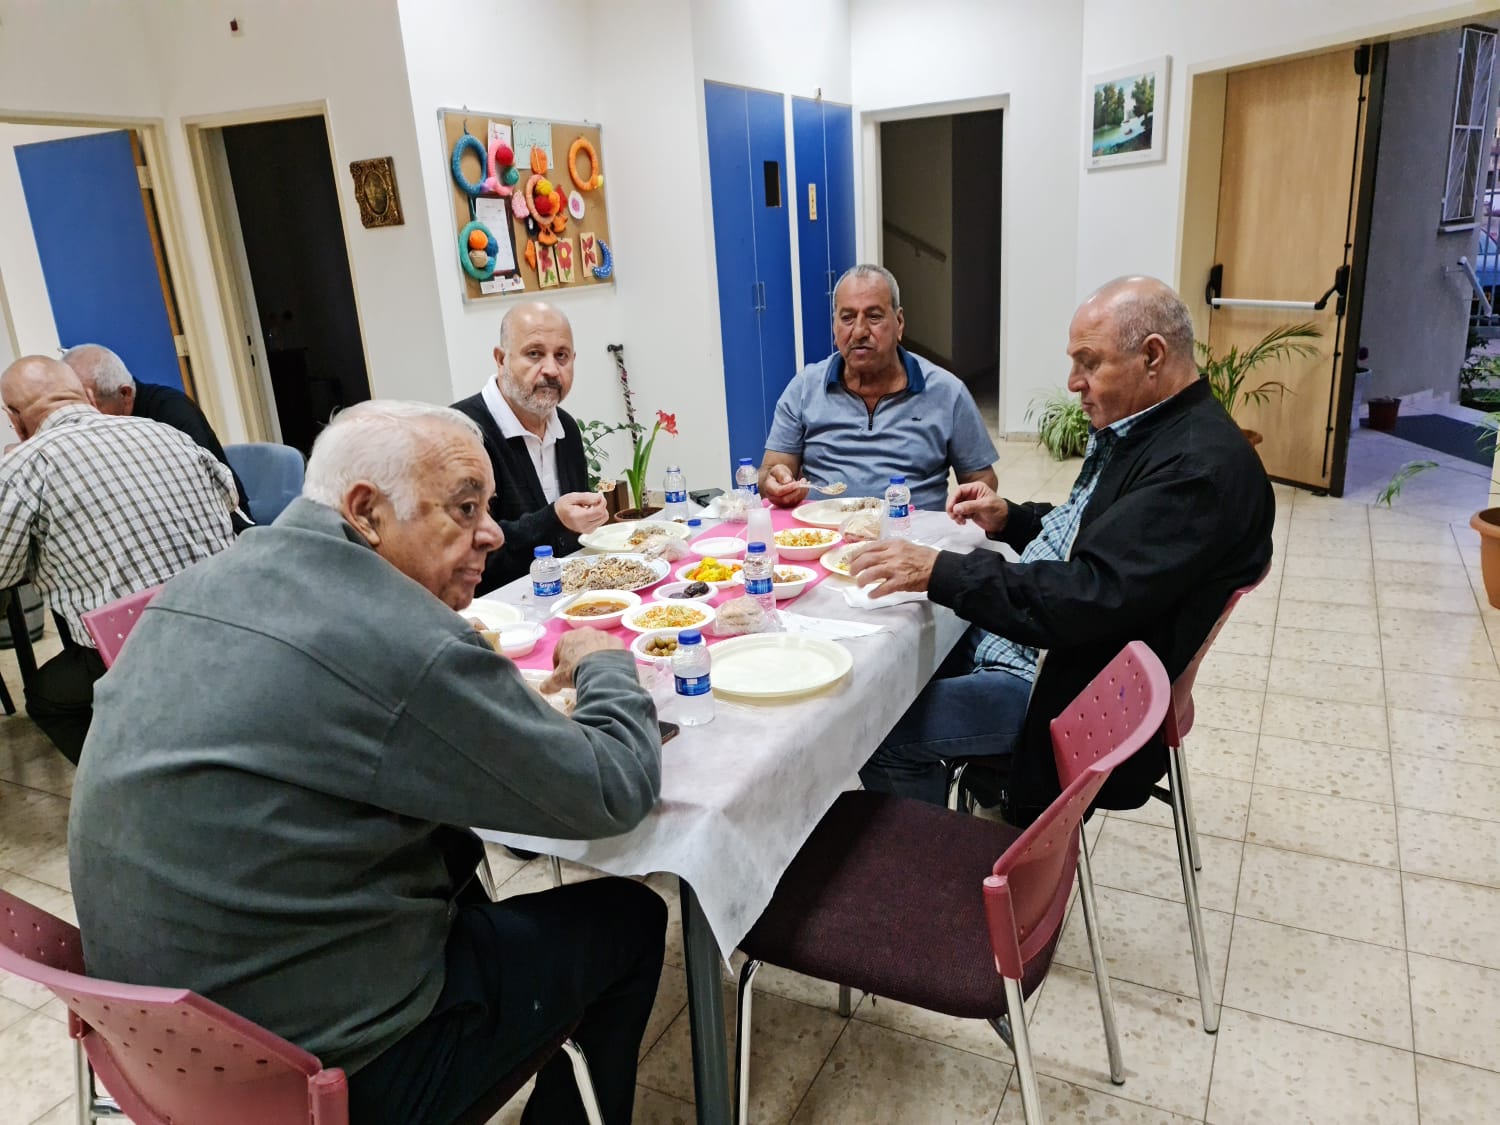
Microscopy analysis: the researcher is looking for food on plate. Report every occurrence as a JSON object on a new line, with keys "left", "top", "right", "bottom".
{"left": 712, "top": 595, "right": 776, "bottom": 637}
{"left": 563, "top": 557, "right": 658, "bottom": 592}
{"left": 683, "top": 557, "right": 742, "bottom": 583}
{"left": 774, "top": 569, "right": 804, "bottom": 583}
{"left": 641, "top": 536, "right": 690, "bottom": 562}
{"left": 839, "top": 496, "right": 883, "bottom": 512}
{"left": 839, "top": 511, "right": 881, "bottom": 542}
{"left": 672, "top": 581, "right": 712, "bottom": 599}
{"left": 625, "top": 523, "right": 675, "bottom": 547}
{"left": 775, "top": 528, "right": 835, "bottom": 548}
{"left": 820, "top": 543, "right": 865, "bottom": 576}
{"left": 632, "top": 604, "right": 711, "bottom": 630}
{"left": 567, "top": 598, "right": 630, "bottom": 617}
{"left": 641, "top": 635, "right": 679, "bottom": 658}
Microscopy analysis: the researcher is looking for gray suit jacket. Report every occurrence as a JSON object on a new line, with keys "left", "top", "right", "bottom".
{"left": 68, "top": 498, "right": 661, "bottom": 1074}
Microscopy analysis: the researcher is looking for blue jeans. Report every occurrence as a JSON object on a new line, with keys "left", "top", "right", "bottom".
{"left": 859, "top": 626, "right": 1034, "bottom": 806}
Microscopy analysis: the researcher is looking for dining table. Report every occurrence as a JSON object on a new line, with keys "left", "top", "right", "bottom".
{"left": 474, "top": 504, "right": 1003, "bottom": 1125}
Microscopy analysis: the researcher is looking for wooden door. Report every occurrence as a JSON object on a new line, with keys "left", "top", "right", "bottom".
{"left": 1210, "top": 49, "right": 1369, "bottom": 490}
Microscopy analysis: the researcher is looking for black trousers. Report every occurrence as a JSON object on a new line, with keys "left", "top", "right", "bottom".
{"left": 25, "top": 640, "right": 106, "bottom": 765}
{"left": 348, "top": 877, "right": 667, "bottom": 1125}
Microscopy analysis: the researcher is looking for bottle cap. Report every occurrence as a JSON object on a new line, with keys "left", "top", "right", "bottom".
{"left": 666, "top": 465, "right": 680, "bottom": 472}
{"left": 747, "top": 542, "right": 767, "bottom": 554}
{"left": 738, "top": 457, "right": 753, "bottom": 465}
{"left": 889, "top": 476, "right": 906, "bottom": 485}
{"left": 678, "top": 629, "right": 702, "bottom": 644}
{"left": 687, "top": 517, "right": 702, "bottom": 528}
{"left": 534, "top": 546, "right": 553, "bottom": 558}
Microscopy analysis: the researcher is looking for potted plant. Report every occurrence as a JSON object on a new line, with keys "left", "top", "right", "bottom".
{"left": 1459, "top": 331, "right": 1500, "bottom": 410}
{"left": 1366, "top": 395, "right": 1402, "bottom": 432}
{"left": 1473, "top": 507, "right": 1500, "bottom": 609}
{"left": 581, "top": 343, "right": 679, "bottom": 521}
{"left": 1026, "top": 390, "right": 1089, "bottom": 460}
{"left": 1196, "top": 322, "right": 1321, "bottom": 447}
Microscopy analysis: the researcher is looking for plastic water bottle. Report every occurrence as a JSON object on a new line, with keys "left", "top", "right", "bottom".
{"left": 743, "top": 542, "right": 776, "bottom": 611}
{"left": 663, "top": 465, "right": 689, "bottom": 522}
{"left": 735, "top": 457, "right": 759, "bottom": 497}
{"left": 530, "top": 545, "right": 563, "bottom": 614}
{"left": 686, "top": 517, "right": 703, "bottom": 535}
{"left": 745, "top": 505, "right": 777, "bottom": 565}
{"left": 673, "top": 629, "right": 714, "bottom": 726}
{"left": 883, "top": 476, "right": 912, "bottom": 540}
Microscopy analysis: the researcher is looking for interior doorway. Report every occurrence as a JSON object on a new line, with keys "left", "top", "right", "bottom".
{"left": 877, "top": 109, "right": 1003, "bottom": 431}
{"left": 190, "top": 112, "right": 369, "bottom": 456}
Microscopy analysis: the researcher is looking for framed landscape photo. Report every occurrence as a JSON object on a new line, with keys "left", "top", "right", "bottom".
{"left": 1086, "top": 56, "right": 1169, "bottom": 170}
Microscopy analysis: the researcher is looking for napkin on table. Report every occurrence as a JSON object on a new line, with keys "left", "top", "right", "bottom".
{"left": 840, "top": 584, "right": 927, "bottom": 610}
{"left": 777, "top": 612, "right": 886, "bottom": 639}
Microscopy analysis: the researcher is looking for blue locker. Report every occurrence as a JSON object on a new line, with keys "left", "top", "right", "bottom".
{"left": 15, "top": 131, "right": 184, "bottom": 391}
{"left": 704, "top": 82, "right": 795, "bottom": 479}
{"left": 792, "top": 98, "right": 857, "bottom": 367}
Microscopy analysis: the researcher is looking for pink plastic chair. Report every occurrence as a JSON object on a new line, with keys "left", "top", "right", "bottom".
{"left": 1148, "top": 566, "right": 1270, "bottom": 1036}
{"left": 79, "top": 585, "right": 163, "bottom": 669}
{"left": 734, "top": 642, "right": 1170, "bottom": 1124}
{"left": 0, "top": 888, "right": 348, "bottom": 1125}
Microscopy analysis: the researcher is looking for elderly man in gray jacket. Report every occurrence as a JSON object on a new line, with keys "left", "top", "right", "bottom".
{"left": 68, "top": 400, "right": 666, "bottom": 1125}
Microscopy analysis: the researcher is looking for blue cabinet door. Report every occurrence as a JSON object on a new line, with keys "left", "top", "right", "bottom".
{"left": 705, "top": 82, "right": 766, "bottom": 477}
{"left": 746, "top": 89, "right": 796, "bottom": 441}
{"left": 823, "top": 103, "right": 857, "bottom": 300}
{"left": 793, "top": 96, "right": 833, "bottom": 366}
{"left": 15, "top": 131, "right": 184, "bottom": 391}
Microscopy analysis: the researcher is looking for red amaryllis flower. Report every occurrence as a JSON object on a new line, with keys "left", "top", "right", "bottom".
{"left": 657, "top": 410, "right": 678, "bottom": 436}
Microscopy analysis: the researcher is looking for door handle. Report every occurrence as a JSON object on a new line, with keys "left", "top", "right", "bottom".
{"left": 1205, "top": 263, "right": 1350, "bottom": 315}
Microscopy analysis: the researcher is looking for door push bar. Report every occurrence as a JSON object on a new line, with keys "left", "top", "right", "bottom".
{"left": 1205, "top": 263, "right": 1349, "bottom": 316}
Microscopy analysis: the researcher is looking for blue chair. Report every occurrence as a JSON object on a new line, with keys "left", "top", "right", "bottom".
{"left": 225, "top": 443, "right": 305, "bottom": 525}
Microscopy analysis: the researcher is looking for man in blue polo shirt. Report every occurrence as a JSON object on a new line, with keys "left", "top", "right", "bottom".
{"left": 759, "top": 264, "right": 998, "bottom": 510}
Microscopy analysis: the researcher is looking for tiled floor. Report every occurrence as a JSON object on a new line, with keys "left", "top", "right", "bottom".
{"left": 3, "top": 436, "right": 1500, "bottom": 1123}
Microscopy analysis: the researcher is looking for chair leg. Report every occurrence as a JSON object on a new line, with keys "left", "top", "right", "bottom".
{"left": 1075, "top": 829, "right": 1125, "bottom": 1085}
{"left": 0, "top": 667, "right": 15, "bottom": 716}
{"left": 1167, "top": 746, "right": 1219, "bottom": 1034}
{"left": 837, "top": 983, "right": 852, "bottom": 1017}
{"left": 74, "top": 1041, "right": 92, "bottom": 1125}
{"left": 1174, "top": 741, "right": 1203, "bottom": 873}
{"left": 734, "top": 959, "right": 762, "bottom": 1125}
{"left": 549, "top": 855, "right": 564, "bottom": 888}
{"left": 476, "top": 853, "right": 497, "bottom": 900}
{"left": 558, "top": 1038, "right": 607, "bottom": 1125}
{"left": 947, "top": 761, "right": 967, "bottom": 812}
{"left": 998, "top": 978, "right": 1045, "bottom": 1125}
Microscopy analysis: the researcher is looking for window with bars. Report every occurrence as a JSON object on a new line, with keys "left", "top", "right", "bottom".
{"left": 1442, "top": 24, "right": 1498, "bottom": 228}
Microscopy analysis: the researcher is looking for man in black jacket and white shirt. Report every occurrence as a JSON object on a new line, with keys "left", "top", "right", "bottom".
{"left": 850, "top": 276, "right": 1275, "bottom": 824}
{"left": 452, "top": 302, "right": 608, "bottom": 594}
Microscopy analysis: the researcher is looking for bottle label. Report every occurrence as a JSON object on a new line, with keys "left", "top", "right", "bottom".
{"left": 888, "top": 503, "right": 909, "bottom": 519}
{"left": 664, "top": 490, "right": 687, "bottom": 504}
{"left": 533, "top": 579, "right": 563, "bottom": 597}
{"left": 746, "top": 577, "right": 773, "bottom": 596}
{"left": 675, "top": 674, "right": 712, "bottom": 697}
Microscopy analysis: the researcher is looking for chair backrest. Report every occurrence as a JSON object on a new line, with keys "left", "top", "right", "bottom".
{"left": 983, "top": 641, "right": 1170, "bottom": 979}
{"left": 80, "top": 584, "right": 163, "bottom": 669}
{"left": 0, "top": 890, "right": 347, "bottom": 1125}
{"left": 225, "top": 442, "right": 305, "bottom": 525}
{"left": 1163, "top": 564, "right": 1271, "bottom": 747}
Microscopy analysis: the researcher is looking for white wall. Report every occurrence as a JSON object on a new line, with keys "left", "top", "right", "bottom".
{"left": 852, "top": 0, "right": 1085, "bottom": 435}
{"left": 0, "top": 124, "right": 112, "bottom": 358}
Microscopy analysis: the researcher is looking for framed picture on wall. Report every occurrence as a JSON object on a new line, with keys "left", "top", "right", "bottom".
{"left": 1085, "top": 56, "right": 1170, "bottom": 170}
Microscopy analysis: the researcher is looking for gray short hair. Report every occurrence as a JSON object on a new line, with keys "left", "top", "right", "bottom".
{"left": 302, "top": 400, "right": 483, "bottom": 519}
{"left": 1094, "top": 277, "right": 1196, "bottom": 361}
{"left": 833, "top": 264, "right": 901, "bottom": 312}
{"left": 61, "top": 344, "right": 134, "bottom": 400}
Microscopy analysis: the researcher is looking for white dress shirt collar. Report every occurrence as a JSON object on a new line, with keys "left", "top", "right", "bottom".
{"left": 481, "top": 376, "right": 565, "bottom": 502}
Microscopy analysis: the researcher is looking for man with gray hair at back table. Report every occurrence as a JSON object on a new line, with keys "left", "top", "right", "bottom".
{"left": 0, "top": 355, "right": 237, "bottom": 763}
{"left": 452, "top": 301, "right": 609, "bottom": 595}
{"left": 62, "top": 343, "right": 252, "bottom": 521}
{"left": 845, "top": 276, "right": 1275, "bottom": 825}
{"left": 69, "top": 399, "right": 666, "bottom": 1125}
{"left": 759, "top": 263, "right": 999, "bottom": 511}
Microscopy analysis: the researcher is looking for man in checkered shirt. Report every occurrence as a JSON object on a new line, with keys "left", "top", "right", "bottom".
{"left": 0, "top": 356, "right": 236, "bottom": 763}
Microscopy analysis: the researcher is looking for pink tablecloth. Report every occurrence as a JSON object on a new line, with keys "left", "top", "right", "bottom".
{"left": 508, "top": 506, "right": 846, "bottom": 671}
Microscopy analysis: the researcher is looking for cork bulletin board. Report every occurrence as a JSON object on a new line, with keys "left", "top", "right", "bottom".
{"left": 439, "top": 108, "right": 616, "bottom": 302}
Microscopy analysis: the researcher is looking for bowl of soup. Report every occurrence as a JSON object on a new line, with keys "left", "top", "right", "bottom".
{"left": 557, "top": 589, "right": 642, "bottom": 630}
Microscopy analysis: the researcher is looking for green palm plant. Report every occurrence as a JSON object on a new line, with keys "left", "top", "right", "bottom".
{"left": 1195, "top": 322, "right": 1322, "bottom": 416}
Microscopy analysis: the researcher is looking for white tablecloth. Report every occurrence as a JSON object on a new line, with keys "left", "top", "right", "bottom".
{"left": 477, "top": 510, "right": 1000, "bottom": 960}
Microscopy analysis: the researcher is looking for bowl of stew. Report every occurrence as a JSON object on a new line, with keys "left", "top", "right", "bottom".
{"left": 556, "top": 589, "right": 642, "bottom": 630}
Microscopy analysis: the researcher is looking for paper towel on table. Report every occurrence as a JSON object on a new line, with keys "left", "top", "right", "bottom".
{"left": 841, "top": 583, "right": 927, "bottom": 610}
{"left": 778, "top": 612, "right": 886, "bottom": 639}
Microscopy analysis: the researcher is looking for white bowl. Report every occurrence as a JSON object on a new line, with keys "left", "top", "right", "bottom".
{"left": 621, "top": 600, "right": 718, "bottom": 635}
{"left": 773, "top": 528, "right": 842, "bottom": 560}
{"left": 653, "top": 580, "right": 717, "bottom": 604}
{"left": 689, "top": 535, "right": 746, "bottom": 558}
{"left": 675, "top": 558, "right": 744, "bottom": 591}
{"left": 556, "top": 589, "right": 642, "bottom": 629}
{"left": 768, "top": 563, "right": 816, "bottom": 600}
{"left": 496, "top": 622, "right": 546, "bottom": 657}
{"left": 629, "top": 628, "right": 685, "bottom": 664}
